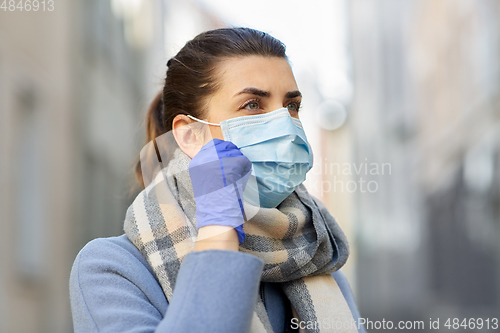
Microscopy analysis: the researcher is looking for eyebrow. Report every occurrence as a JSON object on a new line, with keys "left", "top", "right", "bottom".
{"left": 285, "top": 90, "right": 302, "bottom": 99}
{"left": 234, "top": 87, "right": 302, "bottom": 99}
{"left": 234, "top": 87, "right": 270, "bottom": 98}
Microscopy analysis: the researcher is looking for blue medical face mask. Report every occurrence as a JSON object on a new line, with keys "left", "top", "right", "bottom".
{"left": 187, "top": 108, "right": 314, "bottom": 208}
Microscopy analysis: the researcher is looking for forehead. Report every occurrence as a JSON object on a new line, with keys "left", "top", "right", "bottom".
{"left": 214, "top": 56, "right": 298, "bottom": 95}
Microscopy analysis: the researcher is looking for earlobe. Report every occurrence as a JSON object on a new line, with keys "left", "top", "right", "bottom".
{"left": 172, "top": 114, "right": 211, "bottom": 158}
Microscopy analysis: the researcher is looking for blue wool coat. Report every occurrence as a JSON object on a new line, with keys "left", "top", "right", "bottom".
{"left": 69, "top": 234, "right": 366, "bottom": 333}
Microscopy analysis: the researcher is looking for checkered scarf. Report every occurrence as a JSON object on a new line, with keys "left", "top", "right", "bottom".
{"left": 124, "top": 147, "right": 358, "bottom": 333}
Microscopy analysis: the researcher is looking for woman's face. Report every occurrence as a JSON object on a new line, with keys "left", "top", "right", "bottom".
{"left": 172, "top": 55, "right": 302, "bottom": 158}
{"left": 203, "top": 55, "right": 302, "bottom": 140}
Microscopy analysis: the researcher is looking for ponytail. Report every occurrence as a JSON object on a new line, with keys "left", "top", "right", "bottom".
{"left": 133, "top": 91, "right": 165, "bottom": 190}
{"left": 146, "top": 91, "right": 166, "bottom": 143}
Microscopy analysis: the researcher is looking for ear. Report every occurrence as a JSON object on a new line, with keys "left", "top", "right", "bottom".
{"left": 172, "top": 114, "right": 212, "bottom": 158}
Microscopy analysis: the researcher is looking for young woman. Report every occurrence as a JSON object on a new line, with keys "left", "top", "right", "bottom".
{"left": 70, "top": 27, "right": 366, "bottom": 333}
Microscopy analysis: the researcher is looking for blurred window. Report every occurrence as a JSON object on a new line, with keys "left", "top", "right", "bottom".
{"left": 14, "top": 86, "right": 46, "bottom": 282}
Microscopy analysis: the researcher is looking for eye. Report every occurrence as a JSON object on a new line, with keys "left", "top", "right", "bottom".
{"left": 241, "top": 99, "right": 262, "bottom": 111}
{"left": 286, "top": 101, "right": 301, "bottom": 112}
{"left": 246, "top": 102, "right": 259, "bottom": 110}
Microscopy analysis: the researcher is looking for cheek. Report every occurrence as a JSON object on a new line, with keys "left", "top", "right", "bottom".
{"left": 209, "top": 126, "right": 224, "bottom": 141}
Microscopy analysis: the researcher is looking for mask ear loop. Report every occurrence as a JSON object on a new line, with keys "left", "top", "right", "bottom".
{"left": 185, "top": 114, "right": 221, "bottom": 127}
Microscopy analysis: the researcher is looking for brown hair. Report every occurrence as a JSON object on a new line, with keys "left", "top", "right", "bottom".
{"left": 133, "top": 27, "right": 287, "bottom": 190}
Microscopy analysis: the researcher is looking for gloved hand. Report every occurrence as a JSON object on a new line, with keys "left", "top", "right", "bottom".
{"left": 189, "top": 139, "right": 252, "bottom": 244}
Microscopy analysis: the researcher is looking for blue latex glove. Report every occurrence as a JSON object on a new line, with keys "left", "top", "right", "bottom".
{"left": 189, "top": 139, "right": 252, "bottom": 244}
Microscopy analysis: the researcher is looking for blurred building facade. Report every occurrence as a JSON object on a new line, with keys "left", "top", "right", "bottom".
{"left": 349, "top": 0, "right": 500, "bottom": 328}
{"left": 0, "top": 0, "right": 165, "bottom": 331}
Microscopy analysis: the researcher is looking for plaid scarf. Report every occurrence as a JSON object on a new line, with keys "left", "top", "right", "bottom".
{"left": 124, "top": 147, "right": 358, "bottom": 333}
